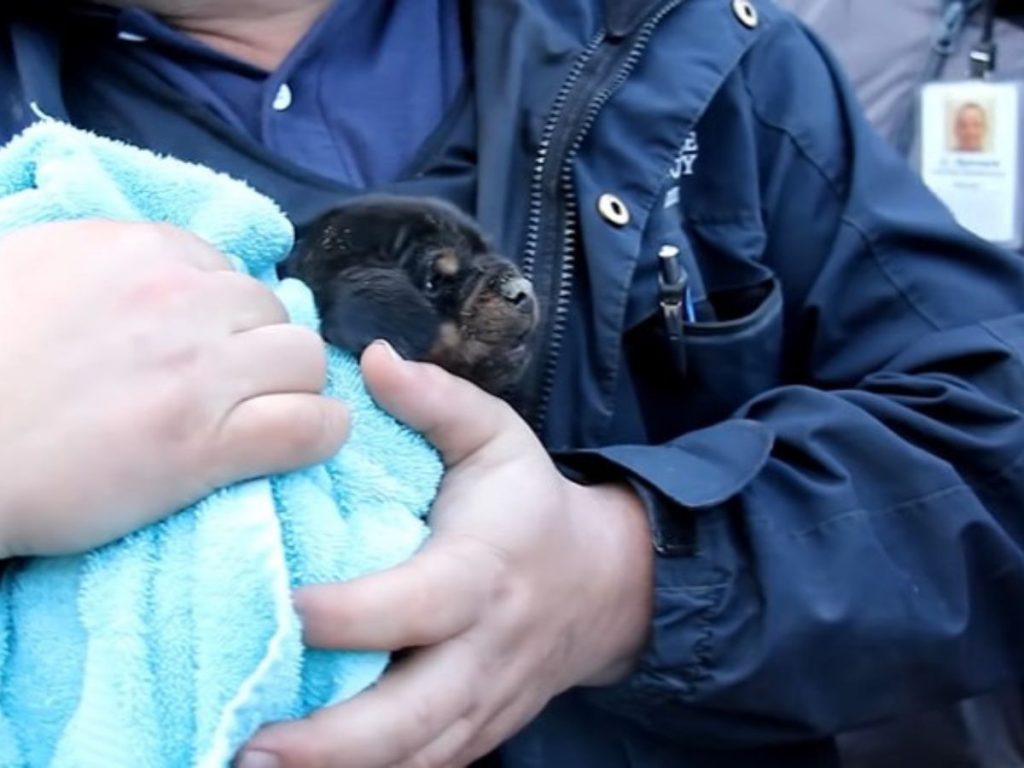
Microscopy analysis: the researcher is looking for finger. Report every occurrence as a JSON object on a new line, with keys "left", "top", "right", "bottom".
{"left": 417, "top": 644, "right": 546, "bottom": 768}
{"left": 204, "top": 270, "right": 290, "bottom": 331}
{"left": 146, "top": 223, "right": 238, "bottom": 272}
{"left": 106, "top": 220, "right": 237, "bottom": 272}
{"left": 360, "top": 340, "right": 523, "bottom": 467}
{"left": 207, "top": 393, "right": 349, "bottom": 487}
{"left": 293, "top": 538, "right": 498, "bottom": 650}
{"left": 399, "top": 713, "right": 478, "bottom": 768}
{"left": 452, "top": 693, "right": 549, "bottom": 768}
{"left": 219, "top": 324, "right": 328, "bottom": 397}
{"left": 0, "top": 220, "right": 233, "bottom": 275}
{"left": 239, "top": 639, "right": 480, "bottom": 768}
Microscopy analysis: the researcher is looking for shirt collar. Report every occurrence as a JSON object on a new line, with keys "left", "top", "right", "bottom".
{"left": 111, "top": 2, "right": 357, "bottom": 78}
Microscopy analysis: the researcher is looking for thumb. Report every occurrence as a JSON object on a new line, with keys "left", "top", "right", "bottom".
{"left": 360, "top": 340, "right": 519, "bottom": 467}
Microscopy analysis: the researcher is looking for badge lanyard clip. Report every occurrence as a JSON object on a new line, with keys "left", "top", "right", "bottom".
{"left": 969, "top": 0, "right": 998, "bottom": 78}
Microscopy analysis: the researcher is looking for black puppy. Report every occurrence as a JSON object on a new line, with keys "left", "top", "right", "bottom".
{"left": 281, "top": 195, "right": 539, "bottom": 397}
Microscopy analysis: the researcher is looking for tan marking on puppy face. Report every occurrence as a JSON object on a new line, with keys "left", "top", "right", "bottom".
{"left": 434, "top": 249, "right": 460, "bottom": 277}
{"left": 427, "top": 320, "right": 463, "bottom": 362}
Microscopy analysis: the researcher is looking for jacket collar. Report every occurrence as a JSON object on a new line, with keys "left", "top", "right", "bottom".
{"left": 604, "top": 0, "right": 671, "bottom": 38}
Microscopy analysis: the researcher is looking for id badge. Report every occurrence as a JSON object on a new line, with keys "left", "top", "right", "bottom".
{"left": 917, "top": 80, "right": 1023, "bottom": 248}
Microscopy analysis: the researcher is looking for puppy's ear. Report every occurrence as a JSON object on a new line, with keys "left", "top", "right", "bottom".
{"left": 316, "top": 266, "right": 441, "bottom": 360}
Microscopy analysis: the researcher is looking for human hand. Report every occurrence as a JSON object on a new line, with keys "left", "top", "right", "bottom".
{"left": 0, "top": 220, "right": 348, "bottom": 558}
{"left": 237, "top": 341, "right": 654, "bottom": 768}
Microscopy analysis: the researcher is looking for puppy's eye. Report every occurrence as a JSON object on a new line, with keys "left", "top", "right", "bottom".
{"left": 423, "top": 249, "right": 459, "bottom": 297}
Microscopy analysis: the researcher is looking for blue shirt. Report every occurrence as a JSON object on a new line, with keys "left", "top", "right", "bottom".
{"left": 113, "top": 0, "right": 466, "bottom": 187}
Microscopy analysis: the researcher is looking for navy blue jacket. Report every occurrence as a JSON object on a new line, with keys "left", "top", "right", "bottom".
{"left": 4, "top": 1, "right": 1024, "bottom": 766}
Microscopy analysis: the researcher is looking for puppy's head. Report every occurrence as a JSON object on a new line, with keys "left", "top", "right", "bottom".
{"left": 294, "top": 196, "right": 539, "bottom": 396}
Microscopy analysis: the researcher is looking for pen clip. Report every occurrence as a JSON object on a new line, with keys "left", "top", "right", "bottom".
{"left": 658, "top": 244, "right": 690, "bottom": 377}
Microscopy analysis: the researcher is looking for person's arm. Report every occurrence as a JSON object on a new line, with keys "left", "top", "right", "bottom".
{"left": 569, "top": 16, "right": 1024, "bottom": 745}
{"left": 0, "top": 219, "right": 348, "bottom": 558}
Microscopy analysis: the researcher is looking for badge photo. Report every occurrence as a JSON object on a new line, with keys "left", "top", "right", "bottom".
{"left": 918, "top": 80, "right": 1023, "bottom": 248}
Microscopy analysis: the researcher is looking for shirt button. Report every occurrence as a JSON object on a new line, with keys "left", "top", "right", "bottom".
{"left": 272, "top": 83, "right": 293, "bottom": 111}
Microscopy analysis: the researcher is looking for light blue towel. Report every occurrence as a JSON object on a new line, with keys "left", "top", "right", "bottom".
{"left": 0, "top": 121, "right": 442, "bottom": 767}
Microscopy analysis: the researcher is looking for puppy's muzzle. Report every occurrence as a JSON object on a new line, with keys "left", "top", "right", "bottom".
{"left": 498, "top": 275, "right": 537, "bottom": 320}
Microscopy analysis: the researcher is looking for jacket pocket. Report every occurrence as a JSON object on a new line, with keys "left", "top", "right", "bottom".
{"left": 625, "top": 273, "right": 784, "bottom": 443}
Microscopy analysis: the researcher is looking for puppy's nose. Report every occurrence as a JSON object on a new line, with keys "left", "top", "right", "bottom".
{"left": 500, "top": 276, "right": 535, "bottom": 312}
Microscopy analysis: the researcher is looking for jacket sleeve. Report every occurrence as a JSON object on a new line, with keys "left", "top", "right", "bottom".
{"left": 568, "top": 14, "right": 1024, "bottom": 747}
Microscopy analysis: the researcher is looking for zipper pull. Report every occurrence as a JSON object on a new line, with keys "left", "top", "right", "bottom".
{"left": 658, "top": 244, "right": 691, "bottom": 377}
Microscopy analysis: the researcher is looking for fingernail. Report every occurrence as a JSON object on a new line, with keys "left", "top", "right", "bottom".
{"left": 234, "top": 751, "right": 281, "bottom": 768}
{"left": 290, "top": 587, "right": 313, "bottom": 619}
{"left": 371, "top": 339, "right": 403, "bottom": 361}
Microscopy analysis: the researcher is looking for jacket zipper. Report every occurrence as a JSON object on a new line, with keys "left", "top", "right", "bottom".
{"left": 519, "top": 0, "right": 685, "bottom": 433}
